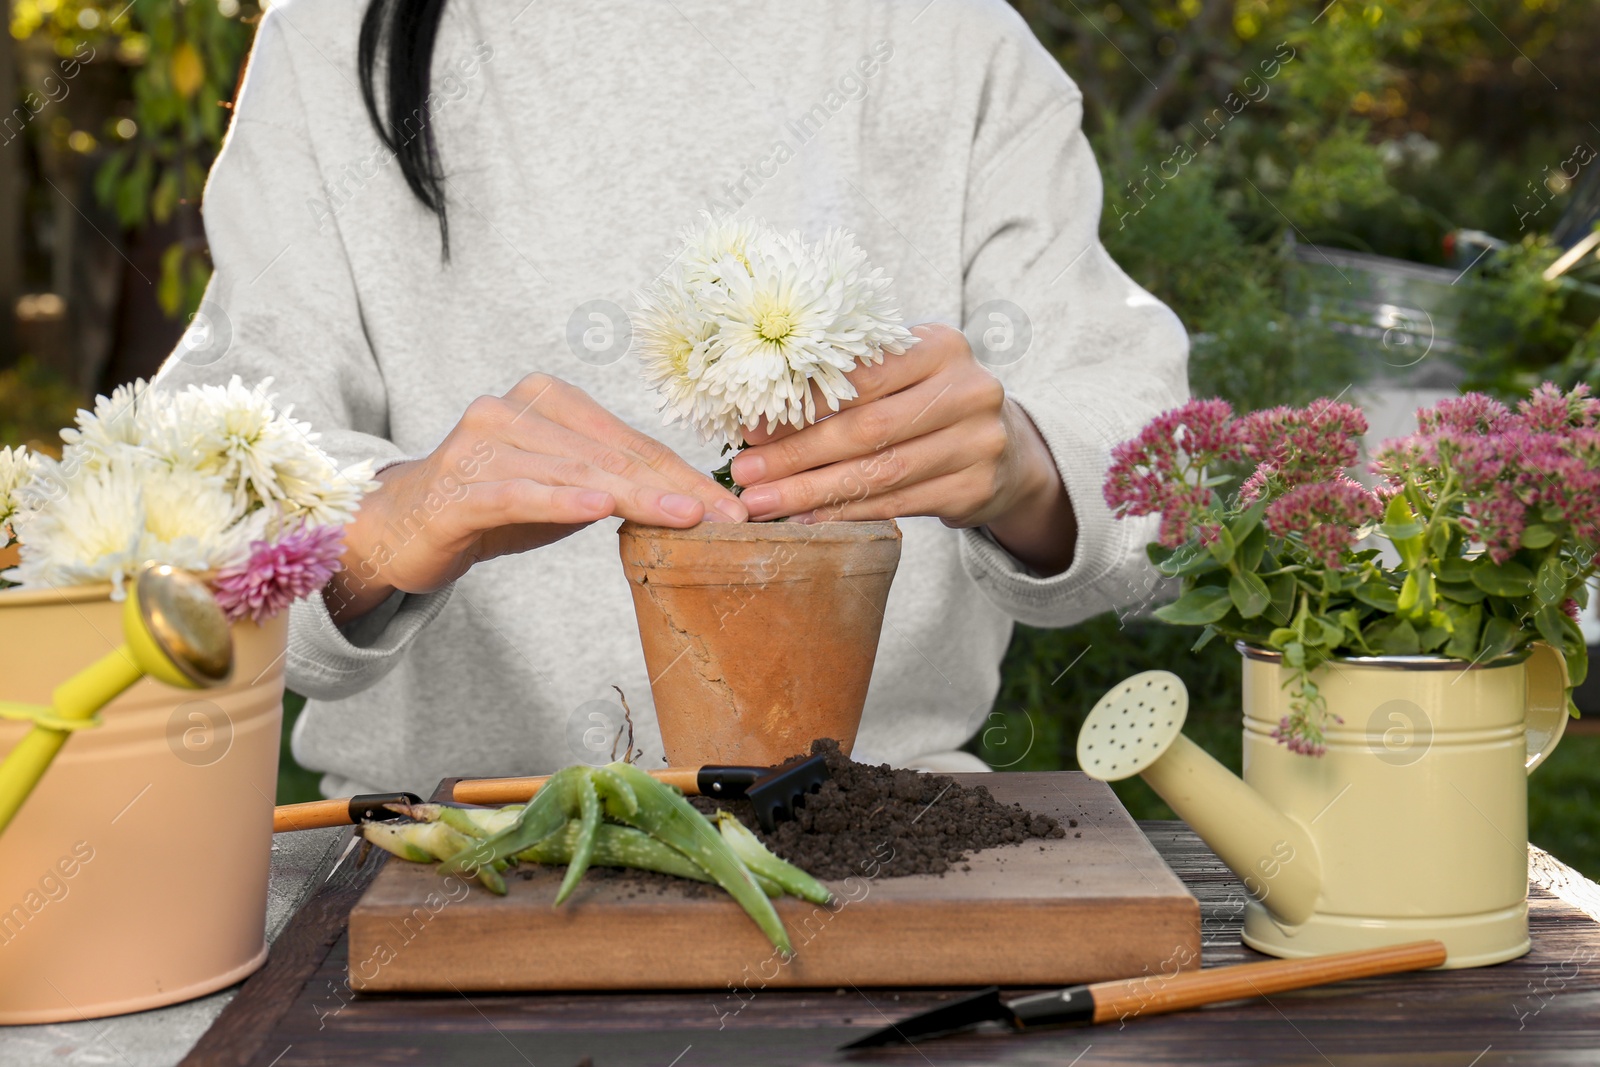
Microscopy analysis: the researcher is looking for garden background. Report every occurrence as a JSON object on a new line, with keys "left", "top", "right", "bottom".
{"left": 0, "top": 0, "right": 1596, "bottom": 873}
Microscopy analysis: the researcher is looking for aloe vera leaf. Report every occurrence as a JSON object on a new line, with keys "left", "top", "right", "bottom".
{"left": 411, "top": 822, "right": 508, "bottom": 893}
{"left": 592, "top": 765, "right": 637, "bottom": 817}
{"left": 715, "top": 811, "right": 833, "bottom": 905}
{"left": 515, "top": 822, "right": 713, "bottom": 883}
{"left": 554, "top": 772, "right": 603, "bottom": 906}
{"left": 361, "top": 822, "right": 436, "bottom": 863}
{"left": 602, "top": 762, "right": 791, "bottom": 953}
{"left": 444, "top": 767, "right": 581, "bottom": 878}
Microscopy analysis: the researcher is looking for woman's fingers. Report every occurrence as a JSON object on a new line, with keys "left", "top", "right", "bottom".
{"left": 730, "top": 372, "right": 975, "bottom": 488}
{"left": 503, "top": 373, "right": 747, "bottom": 521}
{"left": 802, "top": 471, "right": 978, "bottom": 524}
{"left": 460, "top": 447, "right": 710, "bottom": 528}
{"left": 738, "top": 324, "right": 951, "bottom": 448}
{"left": 737, "top": 424, "right": 978, "bottom": 522}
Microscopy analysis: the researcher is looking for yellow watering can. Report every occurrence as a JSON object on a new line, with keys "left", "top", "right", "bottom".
{"left": 0, "top": 563, "right": 234, "bottom": 835}
{"left": 1078, "top": 644, "right": 1568, "bottom": 969}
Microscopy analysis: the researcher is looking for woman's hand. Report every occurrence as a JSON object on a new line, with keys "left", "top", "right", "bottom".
{"left": 326, "top": 372, "right": 747, "bottom": 622}
{"left": 728, "top": 324, "right": 1077, "bottom": 575}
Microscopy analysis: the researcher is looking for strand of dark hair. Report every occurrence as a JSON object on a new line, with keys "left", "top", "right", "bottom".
{"left": 358, "top": 0, "right": 452, "bottom": 258}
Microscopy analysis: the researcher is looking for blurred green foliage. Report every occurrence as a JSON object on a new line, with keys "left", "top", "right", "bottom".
{"left": 0, "top": 357, "right": 80, "bottom": 446}
{"left": 12, "top": 0, "right": 259, "bottom": 318}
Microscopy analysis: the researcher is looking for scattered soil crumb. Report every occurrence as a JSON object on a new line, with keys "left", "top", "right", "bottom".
{"left": 688, "top": 739, "right": 1065, "bottom": 880}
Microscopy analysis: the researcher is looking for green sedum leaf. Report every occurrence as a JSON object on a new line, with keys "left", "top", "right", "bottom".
{"left": 1153, "top": 585, "right": 1234, "bottom": 626}
{"left": 1470, "top": 559, "right": 1535, "bottom": 597}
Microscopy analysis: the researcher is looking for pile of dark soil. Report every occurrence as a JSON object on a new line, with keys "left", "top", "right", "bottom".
{"left": 690, "top": 739, "right": 1066, "bottom": 881}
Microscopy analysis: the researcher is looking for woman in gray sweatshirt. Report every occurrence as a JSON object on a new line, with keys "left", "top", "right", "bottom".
{"left": 157, "top": 0, "right": 1186, "bottom": 798}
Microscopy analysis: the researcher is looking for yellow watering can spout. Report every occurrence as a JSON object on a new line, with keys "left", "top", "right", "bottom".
{"left": 1077, "top": 670, "right": 1324, "bottom": 927}
{"left": 0, "top": 564, "right": 234, "bottom": 836}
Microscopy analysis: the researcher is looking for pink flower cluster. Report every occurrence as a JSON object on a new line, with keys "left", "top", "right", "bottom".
{"left": 1236, "top": 400, "right": 1369, "bottom": 504}
{"left": 212, "top": 523, "right": 346, "bottom": 624}
{"left": 1264, "top": 477, "right": 1381, "bottom": 568}
{"left": 1374, "top": 383, "right": 1600, "bottom": 563}
{"left": 1105, "top": 396, "right": 1373, "bottom": 562}
{"left": 1104, "top": 399, "right": 1242, "bottom": 547}
{"left": 1271, "top": 710, "right": 1340, "bottom": 757}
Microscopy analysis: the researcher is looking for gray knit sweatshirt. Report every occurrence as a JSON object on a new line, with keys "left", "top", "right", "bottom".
{"left": 157, "top": 0, "right": 1187, "bottom": 797}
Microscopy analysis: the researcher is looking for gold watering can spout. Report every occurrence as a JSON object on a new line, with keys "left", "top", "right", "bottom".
{"left": 0, "top": 564, "right": 234, "bottom": 836}
{"left": 1077, "top": 670, "right": 1323, "bottom": 927}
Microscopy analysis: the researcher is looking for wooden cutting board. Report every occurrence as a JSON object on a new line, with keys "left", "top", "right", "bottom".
{"left": 347, "top": 771, "right": 1200, "bottom": 992}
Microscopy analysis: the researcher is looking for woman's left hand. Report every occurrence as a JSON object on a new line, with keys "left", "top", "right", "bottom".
{"left": 729, "top": 323, "right": 1078, "bottom": 575}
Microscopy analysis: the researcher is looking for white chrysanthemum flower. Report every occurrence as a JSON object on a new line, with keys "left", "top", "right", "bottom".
{"left": 279, "top": 457, "right": 379, "bottom": 528}
{"left": 58, "top": 379, "right": 158, "bottom": 468}
{"left": 636, "top": 216, "right": 918, "bottom": 445}
{"left": 5, "top": 376, "right": 377, "bottom": 598}
{"left": 5, "top": 457, "right": 251, "bottom": 591}
{"left": 678, "top": 214, "right": 768, "bottom": 288}
{"left": 0, "top": 445, "right": 39, "bottom": 541}
{"left": 7, "top": 459, "right": 147, "bottom": 590}
{"left": 636, "top": 267, "right": 730, "bottom": 437}
{"left": 158, "top": 376, "right": 319, "bottom": 509}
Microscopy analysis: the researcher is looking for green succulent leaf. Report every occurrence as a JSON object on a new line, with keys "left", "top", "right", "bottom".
{"left": 1436, "top": 580, "right": 1488, "bottom": 605}
{"left": 1534, "top": 556, "right": 1569, "bottom": 606}
{"left": 1444, "top": 603, "right": 1484, "bottom": 660}
{"left": 1228, "top": 570, "right": 1273, "bottom": 619}
{"left": 1470, "top": 559, "right": 1535, "bottom": 597}
{"left": 1354, "top": 581, "right": 1400, "bottom": 612}
{"left": 1520, "top": 524, "right": 1557, "bottom": 550}
{"left": 1153, "top": 585, "right": 1235, "bottom": 626}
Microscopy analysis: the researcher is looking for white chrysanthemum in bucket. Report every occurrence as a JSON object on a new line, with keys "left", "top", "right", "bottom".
{"left": 2, "top": 376, "right": 377, "bottom": 622}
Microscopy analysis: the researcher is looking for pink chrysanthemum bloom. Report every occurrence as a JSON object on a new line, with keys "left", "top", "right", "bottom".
{"left": 1264, "top": 477, "right": 1380, "bottom": 568}
{"left": 212, "top": 523, "right": 346, "bottom": 624}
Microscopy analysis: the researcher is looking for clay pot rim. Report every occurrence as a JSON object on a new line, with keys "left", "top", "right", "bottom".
{"left": 618, "top": 519, "right": 901, "bottom": 543}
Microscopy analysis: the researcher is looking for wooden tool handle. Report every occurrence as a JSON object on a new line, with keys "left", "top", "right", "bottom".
{"left": 273, "top": 798, "right": 355, "bottom": 833}
{"left": 1089, "top": 939, "right": 1448, "bottom": 1024}
{"left": 453, "top": 767, "right": 701, "bottom": 805}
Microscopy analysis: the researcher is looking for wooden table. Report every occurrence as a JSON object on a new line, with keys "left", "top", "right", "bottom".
{"left": 181, "top": 811, "right": 1600, "bottom": 1066}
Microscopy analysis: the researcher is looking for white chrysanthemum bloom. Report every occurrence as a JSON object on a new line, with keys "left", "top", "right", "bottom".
{"left": 636, "top": 266, "right": 731, "bottom": 438}
{"left": 5, "top": 457, "right": 251, "bottom": 592}
{"left": 0, "top": 445, "right": 39, "bottom": 541}
{"left": 636, "top": 216, "right": 918, "bottom": 446}
{"left": 58, "top": 379, "right": 158, "bottom": 468}
{"left": 159, "top": 376, "right": 321, "bottom": 509}
{"left": 278, "top": 456, "right": 379, "bottom": 528}
{"left": 678, "top": 214, "right": 767, "bottom": 288}
{"left": 7, "top": 458, "right": 148, "bottom": 590}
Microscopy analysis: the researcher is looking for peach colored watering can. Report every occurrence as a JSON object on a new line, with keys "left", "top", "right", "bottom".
{"left": 1077, "top": 642, "right": 1568, "bottom": 969}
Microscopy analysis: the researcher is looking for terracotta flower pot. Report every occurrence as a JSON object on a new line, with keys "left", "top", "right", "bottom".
{"left": 0, "top": 582, "right": 286, "bottom": 1024}
{"left": 618, "top": 519, "right": 902, "bottom": 767}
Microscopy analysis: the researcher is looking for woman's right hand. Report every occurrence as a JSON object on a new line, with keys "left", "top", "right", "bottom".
{"left": 325, "top": 372, "right": 746, "bottom": 622}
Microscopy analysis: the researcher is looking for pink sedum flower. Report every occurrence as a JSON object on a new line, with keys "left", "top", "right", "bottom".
{"left": 1104, "top": 399, "right": 1243, "bottom": 548}
{"left": 212, "top": 523, "right": 345, "bottom": 624}
{"left": 1264, "top": 477, "right": 1380, "bottom": 568}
